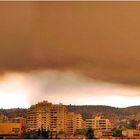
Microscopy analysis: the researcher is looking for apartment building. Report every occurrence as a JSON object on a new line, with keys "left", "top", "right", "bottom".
{"left": 85, "top": 115, "right": 111, "bottom": 130}
{"left": 66, "top": 112, "right": 76, "bottom": 134}
{"left": 66, "top": 112, "right": 83, "bottom": 134}
{"left": 27, "top": 101, "right": 67, "bottom": 133}
{"left": 75, "top": 113, "right": 83, "bottom": 130}
{"left": 27, "top": 101, "right": 52, "bottom": 131}
{"left": 49, "top": 104, "right": 67, "bottom": 133}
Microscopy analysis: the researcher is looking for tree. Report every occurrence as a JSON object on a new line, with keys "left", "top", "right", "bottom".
{"left": 112, "top": 128, "right": 122, "bottom": 137}
{"left": 55, "top": 132, "right": 58, "bottom": 139}
{"left": 37, "top": 128, "right": 41, "bottom": 137}
{"left": 74, "top": 129, "right": 86, "bottom": 135}
{"left": 86, "top": 128, "right": 94, "bottom": 139}
{"left": 49, "top": 131, "right": 53, "bottom": 139}
{"left": 129, "top": 119, "right": 137, "bottom": 129}
{"left": 28, "top": 130, "right": 38, "bottom": 139}
{"left": 22, "top": 131, "right": 30, "bottom": 139}
{"left": 46, "top": 128, "right": 51, "bottom": 139}
{"left": 22, "top": 128, "right": 52, "bottom": 139}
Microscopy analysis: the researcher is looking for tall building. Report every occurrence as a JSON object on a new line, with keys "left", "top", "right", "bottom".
{"left": 49, "top": 104, "right": 67, "bottom": 133}
{"left": 27, "top": 101, "right": 52, "bottom": 131}
{"left": 27, "top": 101, "right": 67, "bottom": 133}
{"left": 66, "top": 112, "right": 83, "bottom": 134}
{"left": 85, "top": 115, "right": 111, "bottom": 130}
{"left": 66, "top": 112, "right": 76, "bottom": 134}
{"left": 75, "top": 113, "right": 83, "bottom": 130}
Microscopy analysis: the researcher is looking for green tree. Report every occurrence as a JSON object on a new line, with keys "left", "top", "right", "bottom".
{"left": 112, "top": 128, "right": 122, "bottom": 137}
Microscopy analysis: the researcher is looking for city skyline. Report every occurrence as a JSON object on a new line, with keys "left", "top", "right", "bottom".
{"left": 0, "top": 2, "right": 140, "bottom": 108}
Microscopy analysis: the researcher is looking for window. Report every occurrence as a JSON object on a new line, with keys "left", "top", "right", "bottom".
{"left": 12, "top": 128, "right": 20, "bottom": 133}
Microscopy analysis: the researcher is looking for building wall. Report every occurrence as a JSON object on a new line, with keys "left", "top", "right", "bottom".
{"left": 27, "top": 101, "right": 52, "bottom": 131}
{"left": 27, "top": 101, "right": 67, "bottom": 133}
{"left": 49, "top": 104, "right": 67, "bottom": 133}
{"left": 0, "top": 114, "right": 9, "bottom": 123}
{"left": 27, "top": 105, "right": 37, "bottom": 131}
{"left": 0, "top": 123, "right": 22, "bottom": 136}
{"left": 122, "top": 129, "right": 140, "bottom": 138}
{"left": 86, "top": 119, "right": 94, "bottom": 128}
{"left": 11, "top": 117, "right": 26, "bottom": 132}
{"left": 66, "top": 112, "right": 76, "bottom": 134}
{"left": 66, "top": 112, "right": 83, "bottom": 134}
{"left": 94, "top": 130, "right": 112, "bottom": 138}
{"left": 137, "top": 123, "right": 140, "bottom": 130}
{"left": 85, "top": 116, "right": 111, "bottom": 130}
{"left": 75, "top": 113, "right": 83, "bottom": 130}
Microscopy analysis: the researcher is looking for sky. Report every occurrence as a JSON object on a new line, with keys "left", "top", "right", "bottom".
{"left": 0, "top": 2, "right": 140, "bottom": 108}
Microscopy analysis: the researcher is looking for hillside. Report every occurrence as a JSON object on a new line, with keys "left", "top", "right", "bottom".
{"left": 67, "top": 105, "right": 130, "bottom": 120}
{"left": 0, "top": 108, "right": 27, "bottom": 118}
{"left": 122, "top": 106, "right": 140, "bottom": 115}
{"left": 0, "top": 105, "right": 140, "bottom": 125}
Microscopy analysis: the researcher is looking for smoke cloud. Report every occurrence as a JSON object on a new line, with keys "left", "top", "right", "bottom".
{"left": 0, "top": 2, "right": 140, "bottom": 86}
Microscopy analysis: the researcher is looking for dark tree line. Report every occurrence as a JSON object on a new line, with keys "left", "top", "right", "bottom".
{"left": 22, "top": 127, "right": 54, "bottom": 139}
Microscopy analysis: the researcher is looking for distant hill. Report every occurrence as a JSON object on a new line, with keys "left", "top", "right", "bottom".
{"left": 0, "top": 105, "right": 140, "bottom": 125}
{"left": 122, "top": 106, "right": 140, "bottom": 115}
{"left": 66, "top": 105, "right": 130, "bottom": 120}
{"left": 0, "top": 108, "right": 27, "bottom": 118}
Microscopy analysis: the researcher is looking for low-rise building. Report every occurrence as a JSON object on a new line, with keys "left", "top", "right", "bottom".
{"left": 85, "top": 115, "right": 111, "bottom": 130}
{"left": 94, "top": 130, "right": 112, "bottom": 138}
{"left": 10, "top": 117, "right": 26, "bottom": 132}
{"left": 0, "top": 122, "right": 22, "bottom": 138}
{"left": 0, "top": 114, "right": 9, "bottom": 123}
{"left": 122, "top": 129, "right": 140, "bottom": 138}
